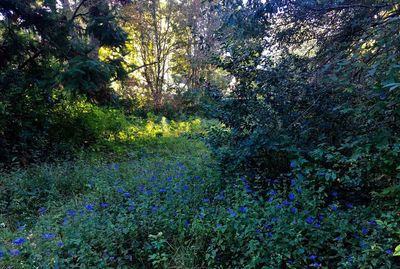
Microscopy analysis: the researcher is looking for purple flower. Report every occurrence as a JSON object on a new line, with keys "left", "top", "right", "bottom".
{"left": 332, "top": 191, "right": 338, "bottom": 197}
{"left": 290, "top": 161, "right": 296, "bottom": 168}
{"left": 309, "top": 255, "right": 317, "bottom": 260}
{"left": 312, "top": 262, "right": 321, "bottom": 268}
{"left": 100, "top": 203, "right": 109, "bottom": 208}
{"left": 12, "top": 238, "right": 26, "bottom": 245}
{"left": 361, "top": 228, "right": 368, "bottom": 235}
{"left": 57, "top": 241, "right": 64, "bottom": 246}
{"left": 42, "top": 233, "right": 56, "bottom": 240}
{"left": 0, "top": 251, "right": 4, "bottom": 258}
{"left": 9, "top": 250, "right": 21, "bottom": 256}
{"left": 288, "top": 193, "right": 295, "bottom": 200}
{"left": 291, "top": 207, "right": 298, "bottom": 213}
{"left": 117, "top": 187, "right": 124, "bottom": 193}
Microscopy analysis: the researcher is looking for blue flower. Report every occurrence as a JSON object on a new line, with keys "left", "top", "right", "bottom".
{"left": 368, "top": 220, "right": 377, "bottom": 226}
{"left": 306, "top": 216, "right": 315, "bottom": 224}
{"left": 239, "top": 206, "right": 247, "bottom": 213}
{"left": 0, "top": 251, "right": 4, "bottom": 258}
{"left": 214, "top": 195, "right": 225, "bottom": 200}
{"left": 312, "top": 262, "right": 321, "bottom": 268}
{"left": 42, "top": 233, "right": 55, "bottom": 240}
{"left": 12, "top": 238, "right": 26, "bottom": 245}
{"left": 117, "top": 187, "right": 124, "bottom": 193}
{"left": 38, "top": 207, "right": 47, "bottom": 214}
{"left": 291, "top": 207, "right": 298, "bottom": 213}
{"left": 270, "top": 190, "right": 277, "bottom": 196}
{"left": 227, "top": 208, "right": 237, "bottom": 217}
{"left": 166, "top": 177, "right": 173, "bottom": 182}
{"left": 202, "top": 198, "right": 210, "bottom": 203}
{"left": 290, "top": 161, "right": 296, "bottom": 168}
{"left": 85, "top": 204, "right": 94, "bottom": 211}
{"left": 332, "top": 191, "right": 338, "bottom": 197}
{"left": 345, "top": 203, "right": 353, "bottom": 209}
{"left": 335, "top": 236, "right": 343, "bottom": 241}
{"left": 9, "top": 250, "right": 21, "bottom": 256}
{"left": 128, "top": 206, "right": 135, "bottom": 211}
{"left": 329, "top": 204, "right": 338, "bottom": 211}
{"left": 66, "top": 209, "right": 76, "bottom": 216}
{"left": 244, "top": 183, "right": 252, "bottom": 193}
{"left": 309, "top": 255, "right": 317, "bottom": 260}
{"left": 288, "top": 193, "right": 295, "bottom": 200}
{"left": 386, "top": 249, "right": 393, "bottom": 255}
{"left": 184, "top": 220, "right": 190, "bottom": 227}
{"left": 123, "top": 192, "right": 130, "bottom": 198}
{"left": 100, "top": 203, "right": 109, "bottom": 208}
{"left": 361, "top": 228, "right": 368, "bottom": 235}
{"left": 57, "top": 241, "right": 64, "bottom": 246}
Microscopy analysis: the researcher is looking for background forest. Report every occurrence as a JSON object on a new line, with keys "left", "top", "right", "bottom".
{"left": 0, "top": 0, "right": 400, "bottom": 268}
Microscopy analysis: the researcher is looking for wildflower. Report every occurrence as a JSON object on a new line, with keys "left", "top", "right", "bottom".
{"left": 214, "top": 195, "right": 225, "bottom": 200}
{"left": 329, "top": 204, "right": 338, "bottom": 211}
{"left": 57, "top": 241, "right": 64, "bottom": 246}
{"left": 368, "top": 220, "right": 377, "bottom": 226}
{"left": 123, "top": 192, "right": 130, "bottom": 198}
{"left": 184, "top": 220, "right": 190, "bottom": 227}
{"left": 0, "top": 251, "right": 4, "bottom": 258}
{"left": 227, "top": 208, "right": 237, "bottom": 217}
{"left": 12, "top": 238, "right": 26, "bottom": 245}
{"left": 361, "top": 228, "right": 368, "bottom": 235}
{"left": 100, "top": 203, "right": 109, "bottom": 208}
{"left": 288, "top": 193, "right": 295, "bottom": 200}
{"left": 345, "top": 203, "right": 353, "bottom": 209}
{"left": 9, "top": 250, "right": 21, "bottom": 256}
{"left": 202, "top": 198, "right": 210, "bottom": 203}
{"left": 267, "top": 197, "right": 273, "bottom": 202}
{"left": 166, "top": 177, "right": 173, "bottom": 182}
{"left": 42, "top": 233, "right": 56, "bottom": 240}
{"left": 335, "top": 236, "right": 343, "bottom": 241}
{"left": 128, "top": 206, "right": 135, "bottom": 211}
{"left": 306, "top": 216, "right": 315, "bottom": 224}
{"left": 216, "top": 224, "right": 222, "bottom": 228}
{"left": 239, "top": 206, "right": 247, "bottom": 213}
{"left": 85, "top": 204, "right": 94, "bottom": 211}
{"left": 38, "top": 207, "right": 47, "bottom": 214}
{"left": 282, "top": 200, "right": 290, "bottom": 206}
{"left": 313, "top": 262, "right": 321, "bottom": 268}
{"left": 290, "top": 179, "right": 296, "bottom": 186}
{"left": 291, "top": 207, "right": 298, "bottom": 213}
{"left": 18, "top": 225, "right": 25, "bottom": 231}
{"left": 296, "top": 187, "right": 303, "bottom": 193}
{"left": 309, "top": 255, "right": 317, "bottom": 260}
{"left": 270, "top": 190, "right": 277, "bottom": 196}
{"left": 386, "top": 249, "right": 393, "bottom": 255}
{"left": 244, "top": 183, "right": 252, "bottom": 193}
{"left": 332, "top": 191, "right": 338, "bottom": 197}
{"left": 290, "top": 161, "right": 296, "bottom": 168}
{"left": 66, "top": 209, "right": 76, "bottom": 216}
{"left": 117, "top": 187, "right": 124, "bottom": 193}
